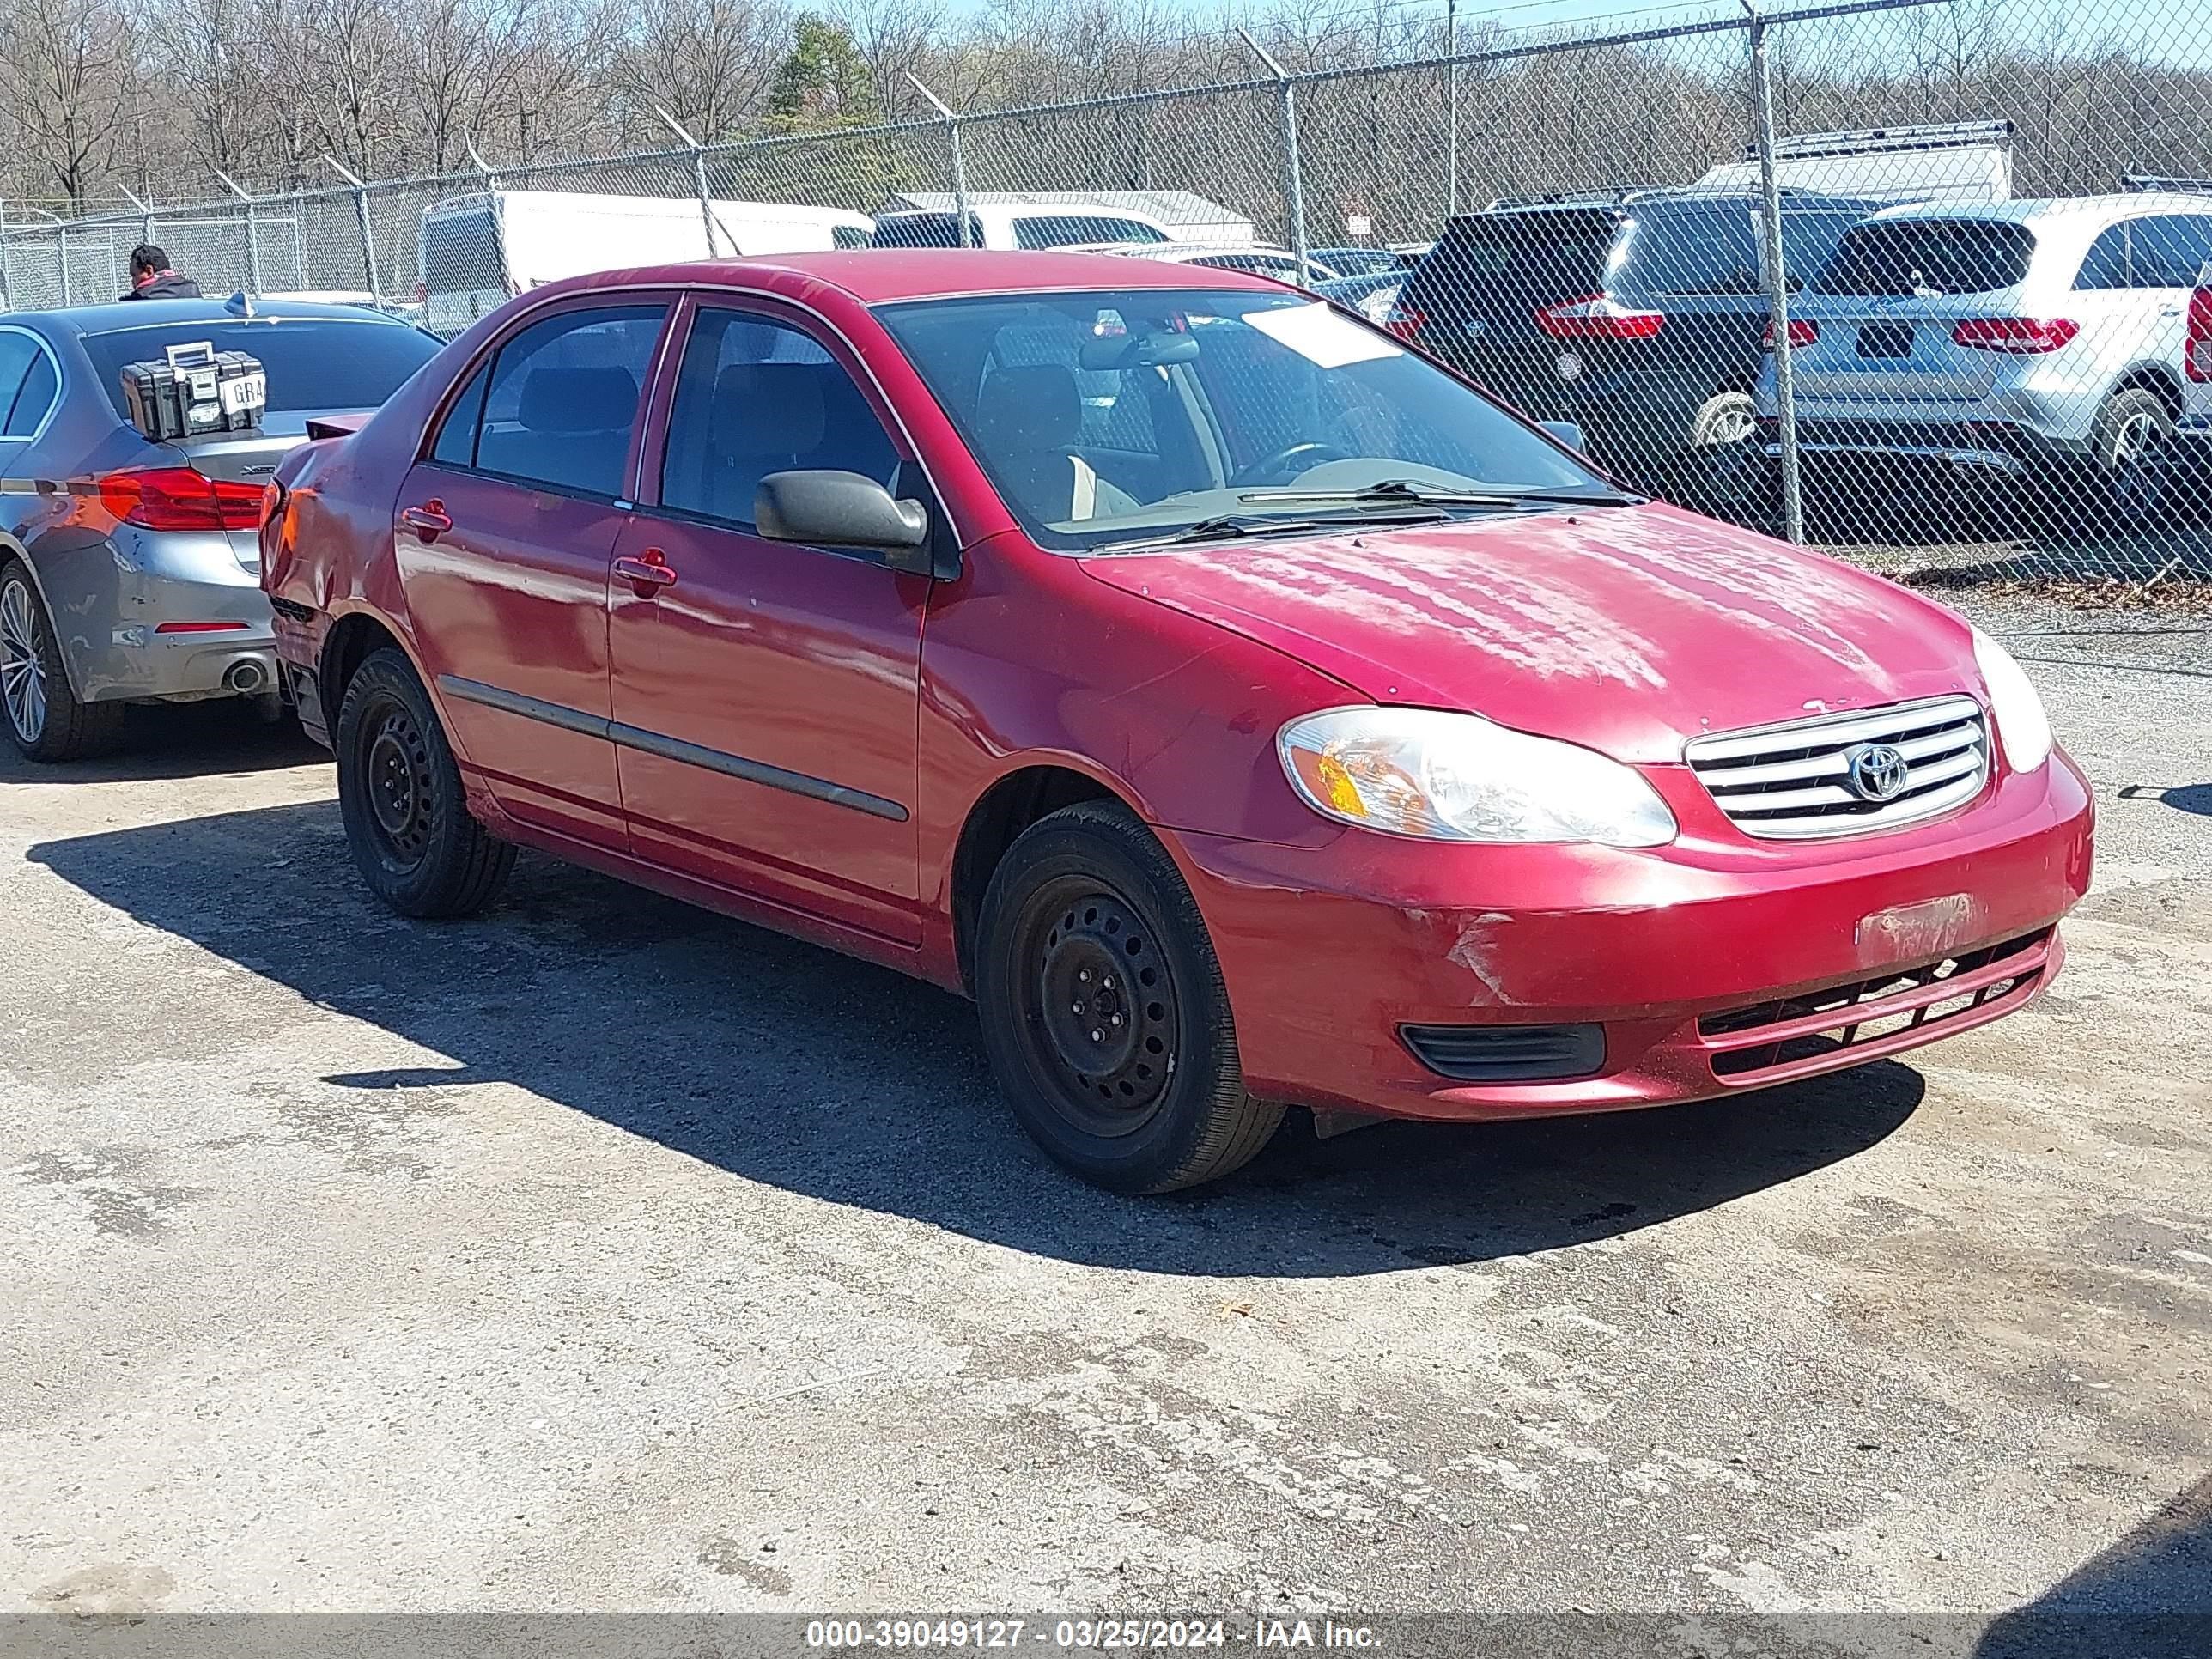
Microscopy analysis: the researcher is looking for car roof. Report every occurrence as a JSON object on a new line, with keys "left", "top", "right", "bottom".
{"left": 531, "top": 250, "right": 1286, "bottom": 304}
{"left": 1867, "top": 191, "right": 2212, "bottom": 224}
{"left": 15, "top": 297, "right": 416, "bottom": 338}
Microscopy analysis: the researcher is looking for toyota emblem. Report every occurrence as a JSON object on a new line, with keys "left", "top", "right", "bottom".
{"left": 1844, "top": 742, "right": 1910, "bottom": 802}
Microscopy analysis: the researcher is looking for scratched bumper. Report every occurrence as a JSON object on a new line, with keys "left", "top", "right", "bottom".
{"left": 1164, "top": 750, "right": 2094, "bottom": 1121}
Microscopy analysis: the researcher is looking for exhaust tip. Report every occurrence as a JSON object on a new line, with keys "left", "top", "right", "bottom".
{"left": 223, "top": 659, "right": 268, "bottom": 696}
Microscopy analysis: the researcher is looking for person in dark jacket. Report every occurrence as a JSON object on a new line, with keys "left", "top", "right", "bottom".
{"left": 118, "top": 245, "right": 203, "bottom": 301}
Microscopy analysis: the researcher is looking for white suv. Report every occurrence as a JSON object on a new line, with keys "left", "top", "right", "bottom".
{"left": 1756, "top": 193, "right": 2212, "bottom": 495}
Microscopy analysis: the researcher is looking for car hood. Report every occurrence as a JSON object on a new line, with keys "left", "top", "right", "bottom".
{"left": 1079, "top": 502, "right": 1981, "bottom": 764}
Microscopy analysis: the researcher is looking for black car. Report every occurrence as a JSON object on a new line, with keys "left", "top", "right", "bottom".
{"left": 1392, "top": 189, "right": 1879, "bottom": 506}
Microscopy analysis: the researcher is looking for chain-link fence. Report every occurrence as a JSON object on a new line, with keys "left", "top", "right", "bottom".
{"left": 3, "top": 0, "right": 2208, "bottom": 595}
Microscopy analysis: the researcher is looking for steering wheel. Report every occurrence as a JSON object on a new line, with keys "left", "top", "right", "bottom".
{"left": 1230, "top": 441, "right": 1353, "bottom": 488}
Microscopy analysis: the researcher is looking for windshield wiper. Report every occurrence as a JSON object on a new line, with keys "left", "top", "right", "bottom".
{"left": 1237, "top": 478, "right": 1639, "bottom": 509}
{"left": 1092, "top": 508, "right": 1448, "bottom": 555}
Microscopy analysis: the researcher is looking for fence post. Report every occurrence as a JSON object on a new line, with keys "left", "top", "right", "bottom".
{"left": 1240, "top": 31, "right": 1310, "bottom": 287}
{"left": 118, "top": 185, "right": 154, "bottom": 248}
{"left": 0, "top": 198, "right": 12, "bottom": 311}
{"left": 323, "top": 157, "right": 381, "bottom": 302}
{"left": 215, "top": 170, "right": 263, "bottom": 294}
{"left": 1744, "top": 0, "right": 1804, "bottom": 544}
{"left": 652, "top": 107, "right": 734, "bottom": 257}
{"left": 28, "top": 209, "right": 67, "bottom": 306}
{"left": 905, "top": 75, "right": 972, "bottom": 248}
{"left": 1445, "top": 0, "right": 1461, "bottom": 218}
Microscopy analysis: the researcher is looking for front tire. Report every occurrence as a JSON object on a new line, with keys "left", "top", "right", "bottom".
{"left": 335, "top": 647, "right": 514, "bottom": 918}
{"left": 0, "top": 558, "right": 125, "bottom": 763}
{"left": 973, "top": 801, "right": 1283, "bottom": 1194}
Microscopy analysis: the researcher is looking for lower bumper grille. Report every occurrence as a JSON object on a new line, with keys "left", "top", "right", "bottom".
{"left": 1401, "top": 1022, "right": 1606, "bottom": 1082}
{"left": 1700, "top": 928, "right": 2052, "bottom": 1083}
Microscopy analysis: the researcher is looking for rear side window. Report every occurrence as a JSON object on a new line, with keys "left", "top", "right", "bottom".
{"left": 872, "top": 213, "right": 982, "bottom": 248}
{"left": 1811, "top": 218, "right": 2033, "bottom": 297}
{"left": 0, "top": 332, "right": 40, "bottom": 436}
{"left": 428, "top": 362, "right": 490, "bottom": 467}
{"left": 1012, "top": 216, "right": 1167, "bottom": 250}
{"left": 1620, "top": 206, "right": 1760, "bottom": 295}
{"left": 78, "top": 320, "right": 441, "bottom": 417}
{"left": 470, "top": 305, "right": 666, "bottom": 498}
{"left": 2075, "top": 225, "right": 2131, "bottom": 291}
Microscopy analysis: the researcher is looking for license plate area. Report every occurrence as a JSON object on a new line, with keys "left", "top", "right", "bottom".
{"left": 1856, "top": 323, "right": 1914, "bottom": 360}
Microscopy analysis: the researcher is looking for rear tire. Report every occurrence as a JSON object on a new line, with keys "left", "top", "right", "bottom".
{"left": 1, "top": 558, "right": 125, "bottom": 763}
{"left": 335, "top": 647, "right": 514, "bottom": 918}
{"left": 973, "top": 801, "right": 1283, "bottom": 1194}
{"left": 2094, "top": 386, "right": 2175, "bottom": 515}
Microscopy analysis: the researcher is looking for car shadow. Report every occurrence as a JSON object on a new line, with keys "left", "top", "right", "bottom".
{"left": 1976, "top": 1476, "right": 2212, "bottom": 1657}
{"left": 27, "top": 800, "right": 1927, "bottom": 1277}
{"left": 0, "top": 702, "right": 326, "bottom": 784}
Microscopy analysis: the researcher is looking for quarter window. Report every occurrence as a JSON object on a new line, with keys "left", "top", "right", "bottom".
{"left": 659, "top": 308, "right": 900, "bottom": 531}
{"left": 0, "top": 333, "right": 40, "bottom": 437}
{"left": 4, "top": 349, "right": 56, "bottom": 437}
{"left": 468, "top": 305, "right": 667, "bottom": 497}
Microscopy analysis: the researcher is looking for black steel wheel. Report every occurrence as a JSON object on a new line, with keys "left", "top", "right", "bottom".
{"left": 335, "top": 647, "right": 514, "bottom": 918}
{"left": 975, "top": 801, "right": 1284, "bottom": 1194}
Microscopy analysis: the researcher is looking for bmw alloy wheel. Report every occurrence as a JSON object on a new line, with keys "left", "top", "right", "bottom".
{"left": 0, "top": 576, "right": 46, "bottom": 746}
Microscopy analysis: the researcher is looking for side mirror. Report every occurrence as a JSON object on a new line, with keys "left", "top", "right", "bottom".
{"left": 1540, "top": 420, "right": 1588, "bottom": 453}
{"left": 756, "top": 470, "right": 932, "bottom": 574}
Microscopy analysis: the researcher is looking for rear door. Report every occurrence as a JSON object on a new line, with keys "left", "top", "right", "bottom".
{"left": 608, "top": 298, "right": 927, "bottom": 943}
{"left": 1789, "top": 216, "right": 2037, "bottom": 406}
{"left": 396, "top": 297, "right": 672, "bottom": 850}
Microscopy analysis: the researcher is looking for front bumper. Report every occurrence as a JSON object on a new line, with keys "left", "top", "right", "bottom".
{"left": 1170, "top": 750, "right": 2094, "bottom": 1122}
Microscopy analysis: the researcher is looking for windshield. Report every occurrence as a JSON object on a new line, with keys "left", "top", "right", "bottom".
{"left": 874, "top": 288, "right": 1611, "bottom": 551}
{"left": 1811, "top": 218, "right": 2034, "bottom": 297}
{"left": 82, "top": 318, "right": 441, "bottom": 421}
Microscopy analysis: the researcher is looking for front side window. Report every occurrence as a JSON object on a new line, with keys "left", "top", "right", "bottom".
{"left": 876, "top": 288, "right": 1610, "bottom": 552}
{"left": 468, "top": 304, "right": 666, "bottom": 498}
{"left": 659, "top": 307, "right": 898, "bottom": 530}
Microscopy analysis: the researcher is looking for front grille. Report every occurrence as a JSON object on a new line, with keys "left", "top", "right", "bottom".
{"left": 1701, "top": 928, "right": 2050, "bottom": 1081}
{"left": 1401, "top": 1022, "right": 1605, "bottom": 1082}
{"left": 1685, "top": 696, "right": 1989, "bottom": 840}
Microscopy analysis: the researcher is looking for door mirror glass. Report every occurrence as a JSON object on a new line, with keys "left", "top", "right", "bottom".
{"left": 756, "top": 470, "right": 930, "bottom": 565}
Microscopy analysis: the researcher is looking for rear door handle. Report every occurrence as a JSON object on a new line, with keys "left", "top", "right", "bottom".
{"left": 615, "top": 549, "right": 678, "bottom": 598}
{"left": 401, "top": 501, "right": 452, "bottom": 542}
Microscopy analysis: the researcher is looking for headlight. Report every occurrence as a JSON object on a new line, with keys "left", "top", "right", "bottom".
{"left": 1972, "top": 628, "right": 2051, "bottom": 772}
{"left": 1278, "top": 706, "right": 1677, "bottom": 847}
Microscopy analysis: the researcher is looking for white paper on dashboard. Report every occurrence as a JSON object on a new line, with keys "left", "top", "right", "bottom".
{"left": 1243, "top": 301, "right": 1405, "bottom": 368}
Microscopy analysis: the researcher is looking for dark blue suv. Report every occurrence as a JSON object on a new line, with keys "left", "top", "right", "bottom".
{"left": 1393, "top": 189, "right": 1880, "bottom": 509}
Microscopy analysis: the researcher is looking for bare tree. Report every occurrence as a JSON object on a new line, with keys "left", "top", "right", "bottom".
{"left": 0, "top": 0, "right": 138, "bottom": 206}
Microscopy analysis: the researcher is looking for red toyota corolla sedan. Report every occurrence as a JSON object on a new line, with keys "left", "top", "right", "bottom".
{"left": 260, "top": 252, "right": 2093, "bottom": 1193}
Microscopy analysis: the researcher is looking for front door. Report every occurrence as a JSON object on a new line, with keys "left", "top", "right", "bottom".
{"left": 608, "top": 301, "right": 928, "bottom": 944}
{"left": 397, "top": 299, "right": 671, "bottom": 848}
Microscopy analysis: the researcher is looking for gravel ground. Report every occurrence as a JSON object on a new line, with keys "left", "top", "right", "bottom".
{"left": 0, "top": 647, "right": 2205, "bottom": 1640}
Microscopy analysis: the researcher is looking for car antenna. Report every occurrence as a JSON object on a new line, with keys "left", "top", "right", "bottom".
{"left": 225, "top": 290, "right": 255, "bottom": 318}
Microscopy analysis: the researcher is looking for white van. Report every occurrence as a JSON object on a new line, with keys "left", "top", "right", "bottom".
{"left": 418, "top": 190, "right": 875, "bottom": 336}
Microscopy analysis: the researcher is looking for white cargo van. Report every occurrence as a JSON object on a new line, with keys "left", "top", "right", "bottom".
{"left": 418, "top": 190, "right": 875, "bottom": 336}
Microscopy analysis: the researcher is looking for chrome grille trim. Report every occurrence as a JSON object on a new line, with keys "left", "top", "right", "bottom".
{"left": 1684, "top": 695, "right": 1989, "bottom": 840}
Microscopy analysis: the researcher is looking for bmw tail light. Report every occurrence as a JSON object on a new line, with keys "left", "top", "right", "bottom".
{"left": 97, "top": 467, "right": 267, "bottom": 532}
{"left": 1761, "top": 319, "right": 1819, "bottom": 350}
{"left": 2187, "top": 281, "right": 2211, "bottom": 383}
{"left": 1535, "top": 293, "right": 1665, "bottom": 340}
{"left": 1951, "top": 317, "right": 2079, "bottom": 354}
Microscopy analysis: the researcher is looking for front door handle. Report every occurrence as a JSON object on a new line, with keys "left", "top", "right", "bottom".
{"left": 615, "top": 547, "right": 678, "bottom": 598}
{"left": 401, "top": 501, "right": 452, "bottom": 543}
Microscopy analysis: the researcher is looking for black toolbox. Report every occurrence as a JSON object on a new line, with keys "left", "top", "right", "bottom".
{"left": 120, "top": 342, "right": 266, "bottom": 441}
